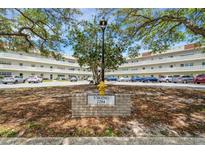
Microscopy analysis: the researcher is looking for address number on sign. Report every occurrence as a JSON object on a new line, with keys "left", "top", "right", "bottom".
{"left": 87, "top": 94, "right": 115, "bottom": 106}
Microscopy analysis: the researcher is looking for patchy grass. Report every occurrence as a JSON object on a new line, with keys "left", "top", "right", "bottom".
{"left": 26, "top": 122, "right": 42, "bottom": 130}
{"left": 0, "top": 128, "right": 18, "bottom": 137}
{"left": 0, "top": 85, "right": 205, "bottom": 137}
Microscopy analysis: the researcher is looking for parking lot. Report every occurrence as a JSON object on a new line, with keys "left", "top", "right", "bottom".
{"left": 108, "top": 81, "right": 205, "bottom": 90}
{"left": 0, "top": 80, "right": 89, "bottom": 89}
{"left": 0, "top": 79, "right": 205, "bottom": 90}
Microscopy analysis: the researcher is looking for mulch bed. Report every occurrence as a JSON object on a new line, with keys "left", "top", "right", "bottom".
{"left": 0, "top": 85, "right": 205, "bottom": 137}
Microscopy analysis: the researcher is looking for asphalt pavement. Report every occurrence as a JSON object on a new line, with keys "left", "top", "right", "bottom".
{"left": 0, "top": 80, "right": 205, "bottom": 90}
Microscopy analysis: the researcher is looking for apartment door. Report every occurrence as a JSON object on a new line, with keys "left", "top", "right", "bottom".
{"left": 50, "top": 74, "right": 53, "bottom": 80}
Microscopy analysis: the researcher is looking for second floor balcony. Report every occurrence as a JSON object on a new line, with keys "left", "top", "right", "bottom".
{"left": 0, "top": 52, "right": 80, "bottom": 68}
{"left": 121, "top": 52, "right": 205, "bottom": 68}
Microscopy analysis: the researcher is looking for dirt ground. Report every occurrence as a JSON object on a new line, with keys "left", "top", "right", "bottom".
{"left": 0, "top": 85, "right": 205, "bottom": 137}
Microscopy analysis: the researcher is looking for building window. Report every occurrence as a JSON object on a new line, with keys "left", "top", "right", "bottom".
{"left": 202, "top": 62, "right": 205, "bottom": 66}
{"left": 0, "top": 72, "right": 12, "bottom": 76}
{"left": 40, "top": 65, "right": 44, "bottom": 68}
{"left": 180, "top": 64, "right": 184, "bottom": 67}
{"left": 142, "top": 67, "right": 145, "bottom": 70}
{"left": 19, "top": 63, "right": 23, "bottom": 66}
{"left": 0, "top": 61, "right": 11, "bottom": 65}
{"left": 170, "top": 65, "right": 173, "bottom": 68}
{"left": 151, "top": 67, "right": 154, "bottom": 69}
{"left": 159, "top": 66, "right": 162, "bottom": 68}
{"left": 31, "top": 64, "right": 35, "bottom": 67}
{"left": 185, "top": 63, "right": 193, "bottom": 67}
{"left": 50, "top": 66, "right": 53, "bottom": 69}
{"left": 19, "top": 73, "right": 23, "bottom": 77}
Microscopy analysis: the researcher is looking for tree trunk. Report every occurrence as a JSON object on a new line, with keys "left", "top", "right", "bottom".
{"left": 91, "top": 65, "right": 101, "bottom": 85}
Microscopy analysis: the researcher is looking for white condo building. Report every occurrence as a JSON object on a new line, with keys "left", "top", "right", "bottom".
{"left": 0, "top": 43, "right": 205, "bottom": 79}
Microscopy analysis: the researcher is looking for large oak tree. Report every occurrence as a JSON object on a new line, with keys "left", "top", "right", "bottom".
{"left": 104, "top": 8, "right": 205, "bottom": 57}
{"left": 0, "top": 8, "right": 80, "bottom": 58}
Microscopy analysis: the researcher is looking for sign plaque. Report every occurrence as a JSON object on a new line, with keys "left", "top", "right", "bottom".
{"left": 87, "top": 94, "right": 115, "bottom": 106}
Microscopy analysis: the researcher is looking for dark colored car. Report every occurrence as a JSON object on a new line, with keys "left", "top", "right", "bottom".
{"left": 194, "top": 74, "right": 205, "bottom": 84}
{"left": 131, "top": 76, "right": 143, "bottom": 82}
{"left": 105, "top": 77, "right": 118, "bottom": 81}
{"left": 141, "top": 77, "right": 158, "bottom": 82}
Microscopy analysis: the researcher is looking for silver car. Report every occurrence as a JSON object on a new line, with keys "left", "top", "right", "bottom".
{"left": 2, "top": 76, "right": 25, "bottom": 84}
{"left": 173, "top": 75, "right": 194, "bottom": 83}
{"left": 118, "top": 77, "right": 131, "bottom": 82}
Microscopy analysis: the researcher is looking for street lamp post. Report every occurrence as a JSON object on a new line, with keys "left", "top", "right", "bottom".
{"left": 97, "top": 18, "right": 107, "bottom": 96}
{"left": 99, "top": 18, "right": 107, "bottom": 82}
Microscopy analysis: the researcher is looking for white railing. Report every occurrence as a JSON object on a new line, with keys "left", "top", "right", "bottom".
{"left": 0, "top": 64, "right": 92, "bottom": 75}
{"left": 0, "top": 52, "right": 80, "bottom": 67}
{"left": 121, "top": 53, "right": 205, "bottom": 68}
{"left": 107, "top": 65, "right": 205, "bottom": 75}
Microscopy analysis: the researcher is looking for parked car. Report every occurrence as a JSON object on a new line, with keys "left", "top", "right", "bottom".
{"left": 118, "top": 77, "right": 131, "bottom": 82}
{"left": 105, "top": 77, "right": 118, "bottom": 81}
{"left": 27, "top": 76, "right": 43, "bottom": 83}
{"left": 70, "top": 77, "right": 77, "bottom": 82}
{"left": 141, "top": 77, "right": 158, "bottom": 82}
{"left": 2, "top": 76, "right": 25, "bottom": 84}
{"left": 194, "top": 74, "right": 205, "bottom": 84}
{"left": 56, "top": 76, "right": 67, "bottom": 80}
{"left": 131, "top": 76, "right": 143, "bottom": 82}
{"left": 158, "top": 76, "right": 173, "bottom": 83}
{"left": 172, "top": 75, "right": 194, "bottom": 83}
{"left": 172, "top": 75, "right": 181, "bottom": 83}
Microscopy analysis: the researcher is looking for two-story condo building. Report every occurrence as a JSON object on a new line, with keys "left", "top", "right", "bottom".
{"left": 0, "top": 43, "right": 205, "bottom": 80}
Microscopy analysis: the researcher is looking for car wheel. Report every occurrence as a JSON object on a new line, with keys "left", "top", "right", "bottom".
{"left": 197, "top": 82, "right": 200, "bottom": 84}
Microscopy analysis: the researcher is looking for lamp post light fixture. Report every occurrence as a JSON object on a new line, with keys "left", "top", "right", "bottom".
{"left": 99, "top": 18, "right": 107, "bottom": 82}
{"left": 97, "top": 18, "right": 107, "bottom": 96}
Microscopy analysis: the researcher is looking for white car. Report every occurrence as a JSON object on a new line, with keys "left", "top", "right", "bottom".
{"left": 2, "top": 76, "right": 25, "bottom": 84}
{"left": 27, "top": 76, "right": 43, "bottom": 83}
{"left": 118, "top": 77, "right": 131, "bottom": 82}
{"left": 159, "top": 76, "right": 173, "bottom": 83}
{"left": 70, "top": 77, "right": 77, "bottom": 82}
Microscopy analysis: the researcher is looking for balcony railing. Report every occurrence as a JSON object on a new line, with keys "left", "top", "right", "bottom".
{"left": 0, "top": 64, "right": 92, "bottom": 75}
{"left": 106, "top": 65, "right": 205, "bottom": 75}
{"left": 121, "top": 53, "right": 205, "bottom": 68}
{"left": 0, "top": 52, "right": 80, "bottom": 67}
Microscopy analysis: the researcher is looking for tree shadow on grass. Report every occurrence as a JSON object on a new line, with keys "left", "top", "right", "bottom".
{"left": 0, "top": 85, "right": 205, "bottom": 137}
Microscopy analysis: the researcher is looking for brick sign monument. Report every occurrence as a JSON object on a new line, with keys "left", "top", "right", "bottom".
{"left": 71, "top": 93, "right": 131, "bottom": 117}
